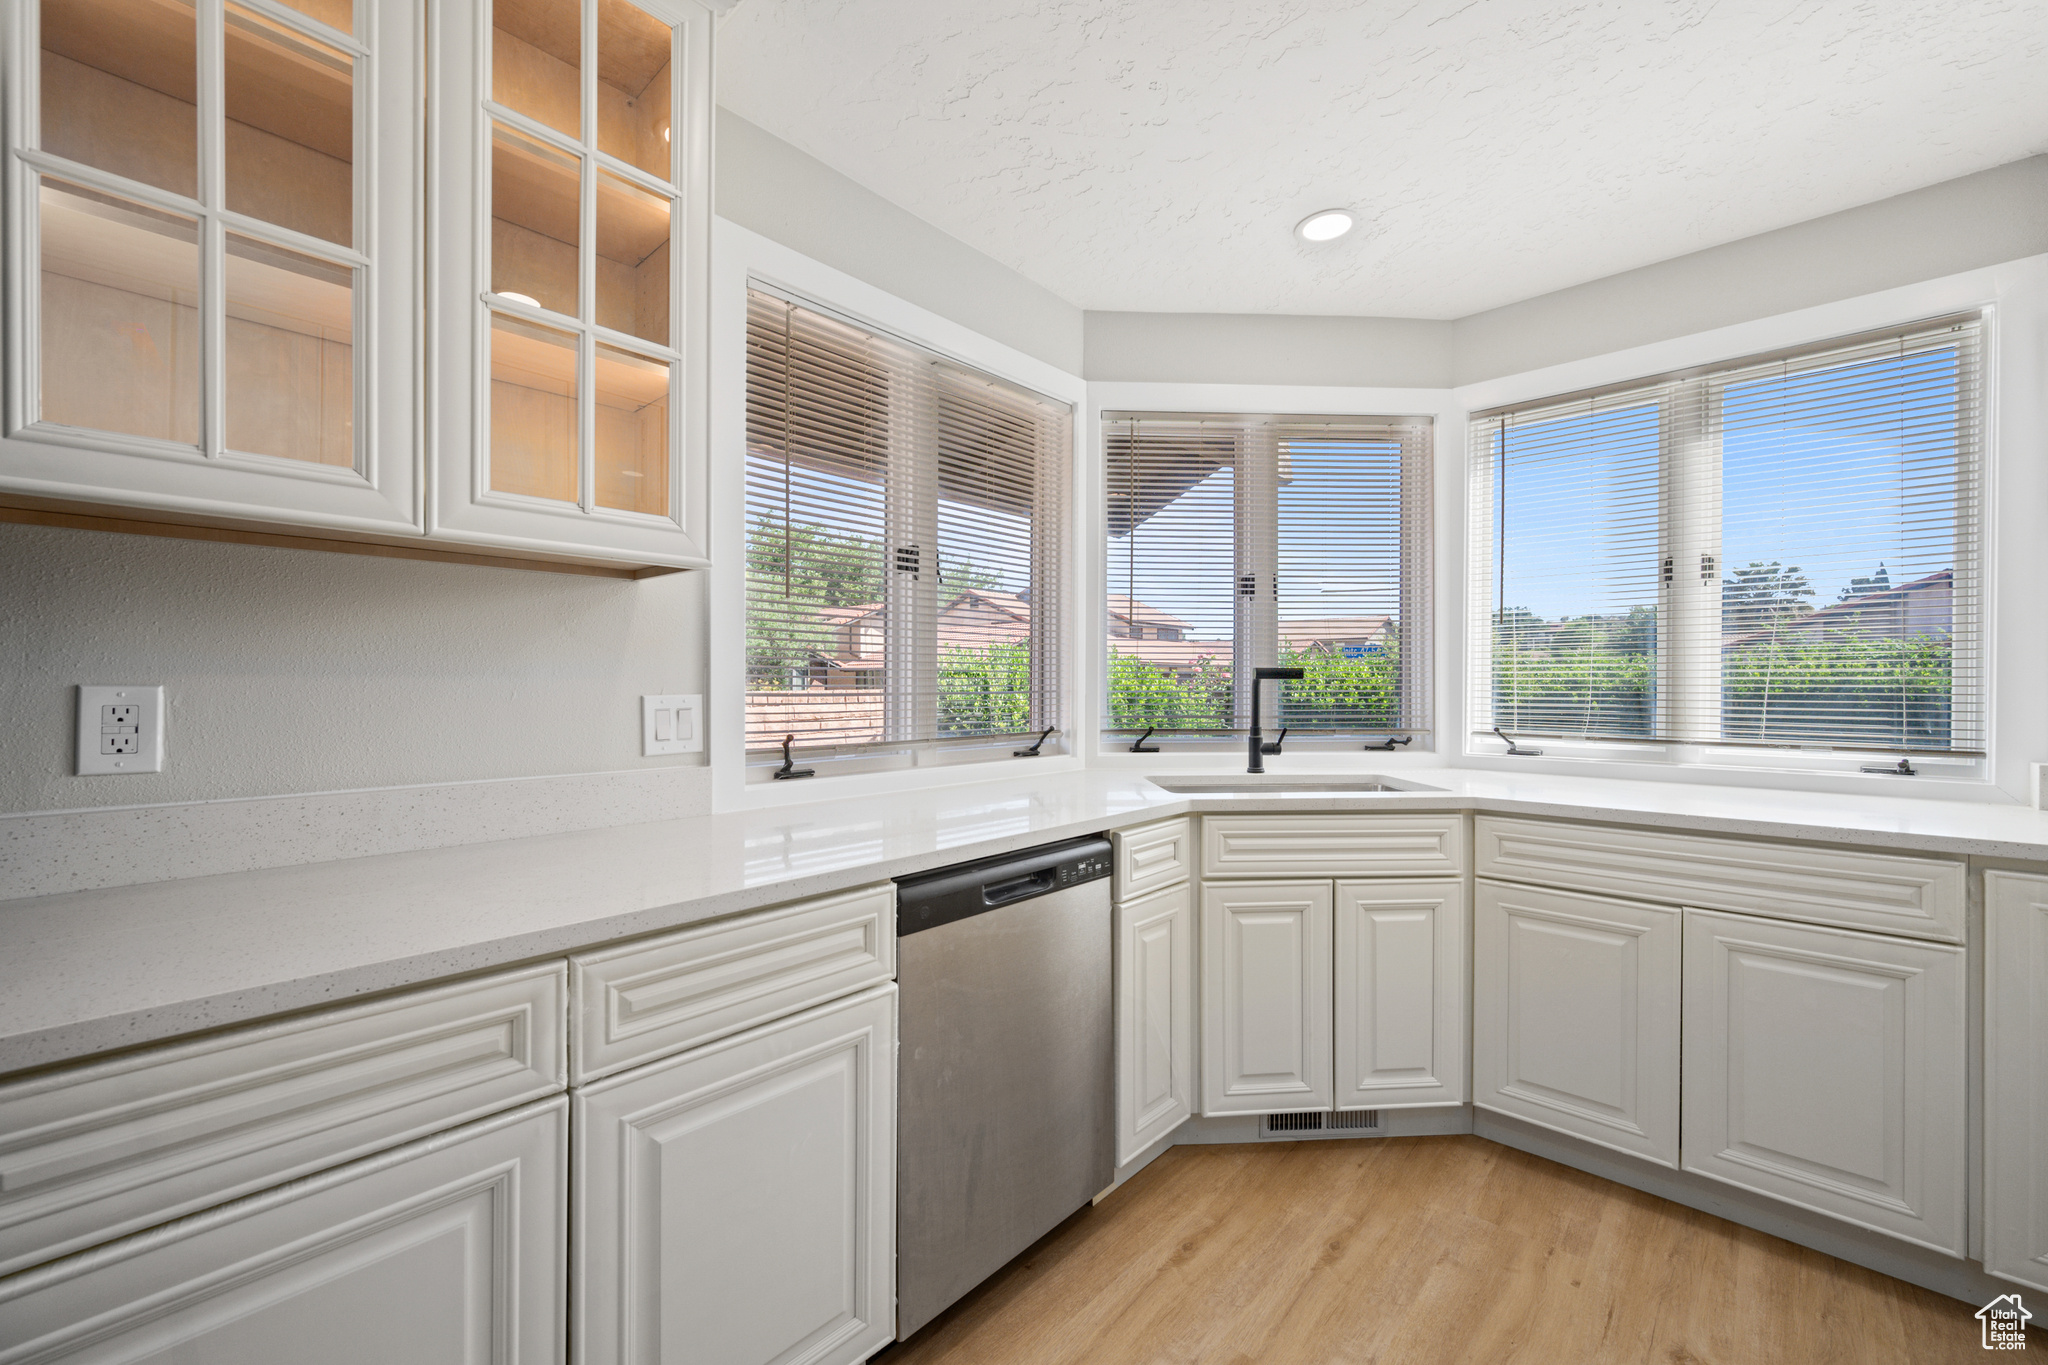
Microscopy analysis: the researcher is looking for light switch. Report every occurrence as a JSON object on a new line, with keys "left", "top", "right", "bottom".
{"left": 642, "top": 694, "right": 702, "bottom": 756}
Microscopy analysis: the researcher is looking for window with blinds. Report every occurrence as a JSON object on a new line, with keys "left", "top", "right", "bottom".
{"left": 1470, "top": 312, "right": 1983, "bottom": 757}
{"left": 1104, "top": 413, "right": 1433, "bottom": 745}
{"left": 745, "top": 288, "right": 1070, "bottom": 767}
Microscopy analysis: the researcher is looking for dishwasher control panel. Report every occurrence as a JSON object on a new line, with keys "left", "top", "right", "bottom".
{"left": 1058, "top": 853, "right": 1111, "bottom": 886}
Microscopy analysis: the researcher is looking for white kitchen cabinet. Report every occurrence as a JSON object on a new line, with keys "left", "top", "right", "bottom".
{"left": 0, "top": 961, "right": 565, "bottom": 1277}
{"left": 574, "top": 984, "right": 895, "bottom": 1365}
{"left": 2, "top": 0, "right": 422, "bottom": 536}
{"left": 1201, "top": 813, "right": 1465, "bottom": 880}
{"left": 0, "top": 1099, "right": 567, "bottom": 1365}
{"left": 1334, "top": 879, "right": 1466, "bottom": 1110}
{"left": 1116, "top": 881, "right": 1195, "bottom": 1164}
{"left": 426, "top": 0, "right": 712, "bottom": 569}
{"left": 1200, "top": 880, "right": 1333, "bottom": 1116}
{"left": 1473, "top": 879, "right": 1680, "bottom": 1166}
{"left": 1113, "top": 816, "right": 1196, "bottom": 901}
{"left": 1474, "top": 815, "right": 1965, "bottom": 943}
{"left": 1987, "top": 871, "right": 2048, "bottom": 1291}
{"left": 1682, "top": 908, "right": 1965, "bottom": 1256}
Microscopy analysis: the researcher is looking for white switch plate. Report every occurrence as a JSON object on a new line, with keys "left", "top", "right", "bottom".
{"left": 78, "top": 684, "right": 164, "bottom": 775}
{"left": 642, "top": 694, "right": 702, "bottom": 756}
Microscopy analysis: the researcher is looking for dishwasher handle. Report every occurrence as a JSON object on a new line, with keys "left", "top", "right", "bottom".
{"left": 984, "top": 869, "right": 1057, "bottom": 906}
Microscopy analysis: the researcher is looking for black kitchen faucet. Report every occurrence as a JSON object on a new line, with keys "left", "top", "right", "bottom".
{"left": 1247, "top": 667, "right": 1303, "bottom": 773}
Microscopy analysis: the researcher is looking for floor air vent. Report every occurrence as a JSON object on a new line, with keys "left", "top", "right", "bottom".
{"left": 1262, "top": 1110, "right": 1381, "bottom": 1137}
{"left": 1263, "top": 1112, "right": 1324, "bottom": 1134}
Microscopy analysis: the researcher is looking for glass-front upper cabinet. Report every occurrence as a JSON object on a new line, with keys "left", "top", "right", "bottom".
{"left": 427, "top": 0, "right": 711, "bottom": 568}
{"left": 2, "top": 0, "right": 420, "bottom": 534}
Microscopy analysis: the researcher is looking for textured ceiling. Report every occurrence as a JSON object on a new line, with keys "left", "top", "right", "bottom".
{"left": 717, "top": 0, "right": 2048, "bottom": 318}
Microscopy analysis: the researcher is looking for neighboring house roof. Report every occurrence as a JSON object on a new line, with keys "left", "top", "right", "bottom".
{"left": 1108, "top": 594, "right": 1194, "bottom": 636}
{"left": 1110, "top": 638, "right": 1234, "bottom": 670}
{"left": 1721, "top": 568, "right": 1952, "bottom": 649}
{"left": 1279, "top": 617, "right": 1393, "bottom": 648}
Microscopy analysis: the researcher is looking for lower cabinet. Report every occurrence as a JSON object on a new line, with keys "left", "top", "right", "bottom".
{"left": 0, "top": 1099, "right": 567, "bottom": 1365}
{"left": 1334, "top": 879, "right": 1467, "bottom": 1109}
{"left": 1116, "top": 882, "right": 1195, "bottom": 1166}
{"left": 1987, "top": 871, "right": 2048, "bottom": 1291}
{"left": 1200, "top": 880, "right": 1334, "bottom": 1116}
{"left": 1682, "top": 908, "right": 1966, "bottom": 1257}
{"left": 1473, "top": 879, "right": 1681, "bottom": 1166}
{"left": 573, "top": 984, "right": 896, "bottom": 1365}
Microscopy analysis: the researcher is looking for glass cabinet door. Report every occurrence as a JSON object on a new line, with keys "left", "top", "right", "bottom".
{"left": 7, "top": 0, "right": 418, "bottom": 531}
{"left": 428, "top": 0, "right": 710, "bottom": 567}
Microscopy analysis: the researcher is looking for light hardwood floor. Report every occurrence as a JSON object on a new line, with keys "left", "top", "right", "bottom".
{"left": 882, "top": 1135, "right": 2033, "bottom": 1365}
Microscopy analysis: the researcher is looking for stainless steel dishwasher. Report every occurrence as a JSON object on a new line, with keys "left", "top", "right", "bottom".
{"left": 893, "top": 835, "right": 1114, "bottom": 1340}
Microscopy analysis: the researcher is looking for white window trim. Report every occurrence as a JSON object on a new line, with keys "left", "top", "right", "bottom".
{"left": 1454, "top": 253, "right": 2048, "bottom": 803}
{"left": 1083, "top": 381, "right": 1467, "bottom": 775}
{"left": 707, "top": 219, "right": 1087, "bottom": 812}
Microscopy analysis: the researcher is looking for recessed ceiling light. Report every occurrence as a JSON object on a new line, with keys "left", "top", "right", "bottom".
{"left": 1296, "top": 209, "right": 1354, "bottom": 243}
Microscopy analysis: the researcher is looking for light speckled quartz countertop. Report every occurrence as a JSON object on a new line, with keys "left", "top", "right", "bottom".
{"left": 5, "top": 766, "right": 2047, "bottom": 1076}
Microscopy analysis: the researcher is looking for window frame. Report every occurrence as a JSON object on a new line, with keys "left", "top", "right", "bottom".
{"left": 1465, "top": 311, "right": 1988, "bottom": 779}
{"left": 1097, "top": 409, "right": 1437, "bottom": 754}
{"left": 741, "top": 282, "right": 1073, "bottom": 781}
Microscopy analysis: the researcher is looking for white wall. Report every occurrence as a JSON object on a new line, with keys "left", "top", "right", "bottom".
{"left": 0, "top": 524, "right": 709, "bottom": 814}
{"left": 1452, "top": 154, "right": 2048, "bottom": 385}
{"left": 716, "top": 109, "right": 1086, "bottom": 374}
{"left": 1082, "top": 313, "right": 1453, "bottom": 387}
{"left": 1078, "top": 155, "right": 2048, "bottom": 389}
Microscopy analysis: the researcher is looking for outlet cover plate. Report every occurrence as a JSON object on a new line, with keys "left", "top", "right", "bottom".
{"left": 642, "top": 694, "right": 702, "bottom": 756}
{"left": 78, "top": 685, "right": 164, "bottom": 775}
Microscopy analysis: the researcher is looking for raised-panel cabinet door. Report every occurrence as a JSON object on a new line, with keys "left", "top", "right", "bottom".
{"left": 3, "top": 0, "right": 421, "bottom": 534}
{"left": 1473, "top": 879, "right": 1680, "bottom": 1166}
{"left": 1682, "top": 908, "right": 1965, "bottom": 1256}
{"left": 1116, "top": 882, "right": 1194, "bottom": 1165}
{"left": 1987, "top": 872, "right": 2048, "bottom": 1291}
{"left": 0, "top": 1100, "right": 567, "bottom": 1365}
{"left": 1334, "top": 879, "right": 1466, "bottom": 1110}
{"left": 427, "top": 0, "right": 712, "bottom": 568}
{"left": 574, "top": 985, "right": 895, "bottom": 1365}
{"left": 1200, "top": 881, "right": 1333, "bottom": 1117}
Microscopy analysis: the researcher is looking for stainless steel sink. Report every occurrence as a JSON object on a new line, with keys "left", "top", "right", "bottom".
{"left": 1145, "top": 774, "right": 1445, "bottom": 794}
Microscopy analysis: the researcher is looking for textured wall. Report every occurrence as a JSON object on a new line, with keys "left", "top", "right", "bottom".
{"left": 1451, "top": 156, "right": 2048, "bottom": 385}
{"left": 1082, "top": 312, "right": 1452, "bottom": 387}
{"left": 716, "top": 109, "right": 1085, "bottom": 373}
{"left": 0, "top": 524, "right": 706, "bottom": 814}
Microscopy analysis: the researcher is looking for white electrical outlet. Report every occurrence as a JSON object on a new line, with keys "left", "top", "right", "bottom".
{"left": 642, "top": 694, "right": 702, "bottom": 756}
{"left": 78, "top": 685, "right": 164, "bottom": 775}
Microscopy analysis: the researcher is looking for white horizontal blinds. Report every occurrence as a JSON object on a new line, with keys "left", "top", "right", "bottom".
{"left": 1104, "top": 413, "right": 1432, "bottom": 740}
{"left": 1104, "top": 418, "right": 1242, "bottom": 733}
{"left": 1477, "top": 311, "right": 1984, "bottom": 755}
{"left": 1708, "top": 317, "right": 1983, "bottom": 752}
{"left": 1477, "top": 392, "right": 1665, "bottom": 740}
{"left": 745, "top": 291, "right": 896, "bottom": 752}
{"left": 930, "top": 364, "right": 1068, "bottom": 742}
{"left": 1276, "top": 421, "right": 1432, "bottom": 735}
{"left": 744, "top": 288, "right": 1069, "bottom": 758}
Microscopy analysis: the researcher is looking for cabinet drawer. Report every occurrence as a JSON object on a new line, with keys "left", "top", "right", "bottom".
{"left": 1474, "top": 816, "right": 1963, "bottom": 942}
{"left": 1202, "top": 814, "right": 1465, "bottom": 879}
{"left": 1113, "top": 817, "right": 1195, "bottom": 899}
{"left": 571, "top": 883, "right": 895, "bottom": 1082}
{"left": 0, "top": 962, "right": 566, "bottom": 1278}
